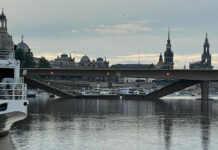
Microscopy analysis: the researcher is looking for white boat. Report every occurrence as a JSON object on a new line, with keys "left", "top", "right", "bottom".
{"left": 120, "top": 87, "right": 134, "bottom": 95}
{"left": 36, "top": 89, "right": 49, "bottom": 98}
{"left": 27, "top": 89, "right": 37, "bottom": 97}
{"left": 0, "top": 50, "right": 28, "bottom": 136}
{"left": 99, "top": 89, "right": 110, "bottom": 95}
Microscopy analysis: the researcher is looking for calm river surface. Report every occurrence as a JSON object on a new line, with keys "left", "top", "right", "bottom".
{"left": 2, "top": 97, "right": 218, "bottom": 150}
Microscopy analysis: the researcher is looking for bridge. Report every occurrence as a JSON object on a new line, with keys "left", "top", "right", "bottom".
{"left": 21, "top": 68, "right": 218, "bottom": 100}
{"left": 21, "top": 69, "right": 218, "bottom": 80}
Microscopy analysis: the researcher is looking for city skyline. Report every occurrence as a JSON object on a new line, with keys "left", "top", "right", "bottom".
{"left": 1, "top": 0, "right": 218, "bottom": 68}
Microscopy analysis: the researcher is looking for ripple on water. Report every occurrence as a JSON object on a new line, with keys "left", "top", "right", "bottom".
{"left": 8, "top": 98, "right": 218, "bottom": 150}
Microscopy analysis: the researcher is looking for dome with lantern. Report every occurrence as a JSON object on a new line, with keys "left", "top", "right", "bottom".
{"left": 16, "top": 35, "right": 31, "bottom": 53}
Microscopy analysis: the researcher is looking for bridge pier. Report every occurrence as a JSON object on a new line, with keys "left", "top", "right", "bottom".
{"left": 201, "top": 81, "right": 209, "bottom": 100}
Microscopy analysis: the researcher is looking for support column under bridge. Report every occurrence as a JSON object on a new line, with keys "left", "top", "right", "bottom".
{"left": 201, "top": 81, "right": 209, "bottom": 100}
{"left": 145, "top": 80, "right": 201, "bottom": 100}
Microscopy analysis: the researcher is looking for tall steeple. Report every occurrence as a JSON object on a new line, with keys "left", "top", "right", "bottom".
{"left": 202, "top": 32, "right": 210, "bottom": 63}
{"left": 201, "top": 33, "right": 212, "bottom": 69}
{"left": 0, "top": 9, "right": 14, "bottom": 50}
{"left": 190, "top": 33, "right": 213, "bottom": 70}
{"left": 164, "top": 28, "right": 174, "bottom": 69}
{"left": 0, "top": 8, "right": 7, "bottom": 32}
{"left": 21, "top": 34, "right": 24, "bottom": 42}
{"left": 166, "top": 27, "right": 171, "bottom": 50}
{"left": 167, "top": 27, "right": 170, "bottom": 42}
{"left": 204, "top": 32, "right": 209, "bottom": 54}
{"left": 205, "top": 32, "right": 208, "bottom": 41}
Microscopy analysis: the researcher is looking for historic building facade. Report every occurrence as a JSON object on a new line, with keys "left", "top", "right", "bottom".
{"left": 50, "top": 53, "right": 76, "bottom": 68}
{"left": 50, "top": 54, "right": 109, "bottom": 69}
{"left": 78, "top": 55, "right": 109, "bottom": 69}
{"left": 0, "top": 10, "right": 14, "bottom": 51}
{"left": 189, "top": 33, "right": 213, "bottom": 70}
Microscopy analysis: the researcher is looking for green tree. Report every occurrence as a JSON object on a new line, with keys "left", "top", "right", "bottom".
{"left": 15, "top": 49, "right": 36, "bottom": 68}
{"left": 38, "top": 57, "right": 51, "bottom": 68}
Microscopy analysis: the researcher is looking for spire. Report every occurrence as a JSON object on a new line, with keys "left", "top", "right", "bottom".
{"left": 166, "top": 27, "right": 172, "bottom": 50}
{"left": 159, "top": 53, "right": 163, "bottom": 62}
{"left": 204, "top": 32, "right": 209, "bottom": 48}
{"left": 205, "top": 32, "right": 208, "bottom": 41}
{"left": 1, "top": 8, "right": 5, "bottom": 17}
{"left": 0, "top": 7, "right": 6, "bottom": 18}
{"left": 21, "top": 34, "right": 24, "bottom": 42}
{"left": 167, "top": 27, "right": 170, "bottom": 42}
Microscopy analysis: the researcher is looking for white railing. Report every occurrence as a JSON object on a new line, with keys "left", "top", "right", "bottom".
{"left": 0, "top": 83, "right": 27, "bottom": 100}
{"left": 0, "top": 50, "right": 15, "bottom": 60}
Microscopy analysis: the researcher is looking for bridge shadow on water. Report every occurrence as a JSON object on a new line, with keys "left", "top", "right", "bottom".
{"left": 7, "top": 98, "right": 218, "bottom": 150}
{"left": 160, "top": 99, "right": 213, "bottom": 150}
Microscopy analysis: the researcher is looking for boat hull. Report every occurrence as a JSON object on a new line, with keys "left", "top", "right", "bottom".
{"left": 0, "top": 100, "right": 28, "bottom": 137}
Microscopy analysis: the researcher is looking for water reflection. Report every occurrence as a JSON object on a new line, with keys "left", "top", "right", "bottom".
{"left": 163, "top": 110, "right": 173, "bottom": 150}
{"left": 0, "top": 135, "right": 14, "bottom": 150}
{"left": 201, "top": 101, "right": 212, "bottom": 150}
{"left": 8, "top": 98, "right": 218, "bottom": 150}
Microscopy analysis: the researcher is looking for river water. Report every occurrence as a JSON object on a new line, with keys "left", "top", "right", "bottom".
{"left": 1, "top": 97, "right": 218, "bottom": 150}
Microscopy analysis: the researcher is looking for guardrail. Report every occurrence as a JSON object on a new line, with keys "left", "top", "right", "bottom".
{"left": 0, "top": 83, "right": 27, "bottom": 100}
{"left": 0, "top": 50, "right": 14, "bottom": 60}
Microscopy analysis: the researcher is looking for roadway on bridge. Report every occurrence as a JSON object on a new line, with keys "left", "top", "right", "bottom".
{"left": 21, "top": 68, "right": 218, "bottom": 81}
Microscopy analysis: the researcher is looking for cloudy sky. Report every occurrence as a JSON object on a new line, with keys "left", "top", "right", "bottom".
{"left": 1, "top": 0, "right": 218, "bottom": 68}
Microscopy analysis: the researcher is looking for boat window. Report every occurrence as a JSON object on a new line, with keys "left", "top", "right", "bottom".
{"left": 0, "top": 103, "right": 7, "bottom": 111}
{"left": 0, "top": 68, "right": 14, "bottom": 81}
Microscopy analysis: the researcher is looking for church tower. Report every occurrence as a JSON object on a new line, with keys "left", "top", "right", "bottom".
{"left": 164, "top": 29, "right": 174, "bottom": 69}
{"left": 159, "top": 53, "right": 163, "bottom": 62}
{"left": 0, "top": 9, "right": 7, "bottom": 33}
{"left": 156, "top": 53, "right": 164, "bottom": 69}
{"left": 201, "top": 33, "right": 212, "bottom": 69}
{"left": 0, "top": 9, "right": 14, "bottom": 50}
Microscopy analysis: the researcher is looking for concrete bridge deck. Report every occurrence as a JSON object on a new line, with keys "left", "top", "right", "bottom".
{"left": 21, "top": 69, "right": 218, "bottom": 81}
{"left": 21, "top": 69, "right": 218, "bottom": 100}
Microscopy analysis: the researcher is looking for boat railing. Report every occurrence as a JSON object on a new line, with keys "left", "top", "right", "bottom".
{"left": 0, "top": 83, "right": 27, "bottom": 100}
{"left": 0, "top": 50, "right": 15, "bottom": 60}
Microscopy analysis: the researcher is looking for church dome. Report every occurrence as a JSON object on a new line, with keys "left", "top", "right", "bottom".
{"left": 61, "top": 53, "right": 68, "bottom": 59}
{"left": 96, "top": 57, "right": 103, "bottom": 62}
{"left": 17, "top": 41, "right": 30, "bottom": 52}
{"left": 80, "top": 55, "right": 90, "bottom": 63}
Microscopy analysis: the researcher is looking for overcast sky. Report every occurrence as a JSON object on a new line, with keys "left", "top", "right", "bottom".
{"left": 1, "top": 0, "right": 218, "bottom": 68}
